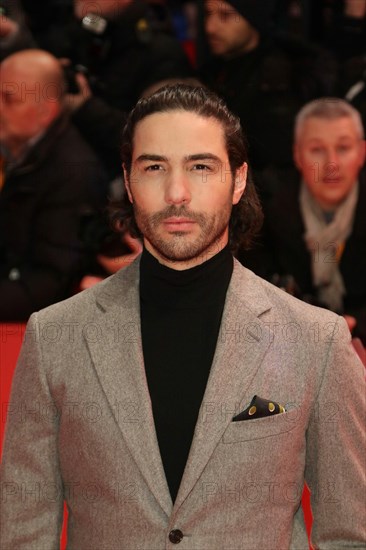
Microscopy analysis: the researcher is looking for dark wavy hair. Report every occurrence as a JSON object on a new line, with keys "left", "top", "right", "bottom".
{"left": 109, "top": 84, "right": 263, "bottom": 252}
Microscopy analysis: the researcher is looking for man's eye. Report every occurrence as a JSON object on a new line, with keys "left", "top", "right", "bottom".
{"left": 309, "top": 148, "right": 323, "bottom": 154}
{"left": 145, "top": 164, "right": 162, "bottom": 171}
{"left": 2, "top": 94, "right": 18, "bottom": 105}
{"left": 220, "top": 10, "right": 236, "bottom": 21}
{"left": 192, "top": 164, "right": 211, "bottom": 171}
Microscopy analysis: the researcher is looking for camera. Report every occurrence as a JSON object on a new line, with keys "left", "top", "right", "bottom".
{"left": 63, "top": 63, "right": 89, "bottom": 94}
{"left": 62, "top": 13, "right": 110, "bottom": 95}
{"left": 81, "top": 13, "right": 107, "bottom": 35}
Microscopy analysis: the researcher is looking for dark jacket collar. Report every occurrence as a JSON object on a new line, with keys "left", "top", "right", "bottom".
{"left": 6, "top": 113, "right": 69, "bottom": 179}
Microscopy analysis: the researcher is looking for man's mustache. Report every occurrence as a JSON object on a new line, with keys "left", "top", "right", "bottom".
{"left": 149, "top": 206, "right": 207, "bottom": 226}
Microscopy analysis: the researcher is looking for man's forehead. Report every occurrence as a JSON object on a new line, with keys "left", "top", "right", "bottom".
{"left": 1, "top": 62, "right": 38, "bottom": 83}
{"left": 0, "top": 67, "right": 41, "bottom": 101}
{"left": 301, "top": 116, "right": 359, "bottom": 140}
{"left": 205, "top": 0, "right": 233, "bottom": 7}
{"left": 134, "top": 110, "right": 225, "bottom": 135}
{"left": 205, "top": 0, "right": 237, "bottom": 11}
{"left": 132, "top": 111, "right": 228, "bottom": 159}
{"left": 75, "top": 0, "right": 132, "bottom": 11}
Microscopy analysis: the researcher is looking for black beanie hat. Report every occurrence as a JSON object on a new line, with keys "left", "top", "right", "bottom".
{"left": 225, "top": 0, "right": 277, "bottom": 34}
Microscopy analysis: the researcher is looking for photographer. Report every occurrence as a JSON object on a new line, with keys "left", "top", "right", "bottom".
{"left": 43, "top": 0, "right": 195, "bottom": 178}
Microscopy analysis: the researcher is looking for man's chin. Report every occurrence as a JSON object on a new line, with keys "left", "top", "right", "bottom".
{"left": 209, "top": 44, "right": 227, "bottom": 57}
{"left": 149, "top": 241, "right": 204, "bottom": 264}
{"left": 145, "top": 232, "right": 227, "bottom": 266}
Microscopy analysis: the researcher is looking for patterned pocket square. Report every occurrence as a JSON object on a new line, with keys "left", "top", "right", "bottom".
{"left": 232, "top": 395, "right": 286, "bottom": 422}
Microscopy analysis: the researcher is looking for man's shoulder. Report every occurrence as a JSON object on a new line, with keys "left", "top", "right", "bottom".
{"left": 38, "top": 116, "right": 108, "bottom": 199}
{"left": 23, "top": 115, "right": 105, "bottom": 175}
{"left": 33, "top": 259, "right": 140, "bottom": 326}
{"left": 231, "top": 260, "right": 340, "bottom": 327}
{"left": 52, "top": 118, "right": 106, "bottom": 165}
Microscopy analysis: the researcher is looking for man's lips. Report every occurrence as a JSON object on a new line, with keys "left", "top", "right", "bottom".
{"left": 162, "top": 217, "right": 197, "bottom": 231}
{"left": 323, "top": 177, "right": 341, "bottom": 184}
{"left": 207, "top": 37, "right": 222, "bottom": 48}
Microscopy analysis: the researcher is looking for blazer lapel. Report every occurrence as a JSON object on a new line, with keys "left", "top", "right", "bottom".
{"left": 85, "top": 258, "right": 274, "bottom": 516}
{"left": 85, "top": 259, "right": 173, "bottom": 517}
{"left": 174, "top": 261, "right": 273, "bottom": 510}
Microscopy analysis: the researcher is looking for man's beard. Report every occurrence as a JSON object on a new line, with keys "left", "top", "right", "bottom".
{"left": 133, "top": 202, "right": 233, "bottom": 264}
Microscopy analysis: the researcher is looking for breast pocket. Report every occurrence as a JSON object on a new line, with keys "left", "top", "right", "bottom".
{"left": 222, "top": 408, "right": 301, "bottom": 443}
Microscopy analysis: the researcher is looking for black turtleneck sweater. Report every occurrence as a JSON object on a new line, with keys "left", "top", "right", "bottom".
{"left": 140, "top": 246, "right": 233, "bottom": 502}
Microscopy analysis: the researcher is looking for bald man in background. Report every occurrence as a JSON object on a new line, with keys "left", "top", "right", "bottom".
{"left": 0, "top": 49, "right": 107, "bottom": 320}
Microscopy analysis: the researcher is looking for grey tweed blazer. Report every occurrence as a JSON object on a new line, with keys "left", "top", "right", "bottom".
{"left": 1, "top": 258, "right": 365, "bottom": 549}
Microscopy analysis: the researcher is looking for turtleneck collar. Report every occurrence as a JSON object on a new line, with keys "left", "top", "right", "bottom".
{"left": 139, "top": 245, "right": 233, "bottom": 309}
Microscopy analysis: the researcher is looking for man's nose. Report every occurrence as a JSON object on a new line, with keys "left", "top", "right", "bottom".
{"left": 164, "top": 170, "right": 191, "bottom": 205}
{"left": 325, "top": 148, "right": 340, "bottom": 165}
{"left": 324, "top": 148, "right": 340, "bottom": 173}
{"left": 205, "top": 13, "right": 218, "bottom": 34}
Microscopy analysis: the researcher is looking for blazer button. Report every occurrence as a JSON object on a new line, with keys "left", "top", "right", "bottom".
{"left": 169, "top": 529, "right": 184, "bottom": 544}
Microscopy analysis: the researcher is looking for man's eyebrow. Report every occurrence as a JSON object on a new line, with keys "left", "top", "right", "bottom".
{"left": 135, "top": 154, "right": 168, "bottom": 163}
{"left": 306, "top": 135, "right": 355, "bottom": 144}
{"left": 184, "top": 153, "right": 222, "bottom": 162}
{"left": 305, "top": 138, "right": 324, "bottom": 144}
{"left": 134, "top": 153, "right": 223, "bottom": 163}
{"left": 337, "top": 135, "right": 357, "bottom": 141}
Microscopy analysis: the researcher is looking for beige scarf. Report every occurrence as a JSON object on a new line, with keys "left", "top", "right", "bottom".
{"left": 300, "top": 181, "right": 359, "bottom": 312}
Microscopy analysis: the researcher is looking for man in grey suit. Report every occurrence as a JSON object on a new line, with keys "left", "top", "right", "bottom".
{"left": 1, "top": 85, "right": 365, "bottom": 549}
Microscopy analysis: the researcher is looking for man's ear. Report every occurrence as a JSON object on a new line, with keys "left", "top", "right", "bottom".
{"left": 122, "top": 164, "right": 133, "bottom": 203}
{"left": 39, "top": 100, "right": 61, "bottom": 129}
{"left": 357, "top": 139, "right": 366, "bottom": 167}
{"left": 232, "top": 162, "right": 247, "bottom": 205}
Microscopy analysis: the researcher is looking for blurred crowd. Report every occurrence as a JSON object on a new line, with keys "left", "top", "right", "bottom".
{"left": 0, "top": 0, "right": 365, "bottom": 342}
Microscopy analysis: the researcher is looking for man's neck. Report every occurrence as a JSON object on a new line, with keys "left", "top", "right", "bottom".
{"left": 5, "top": 130, "right": 46, "bottom": 163}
